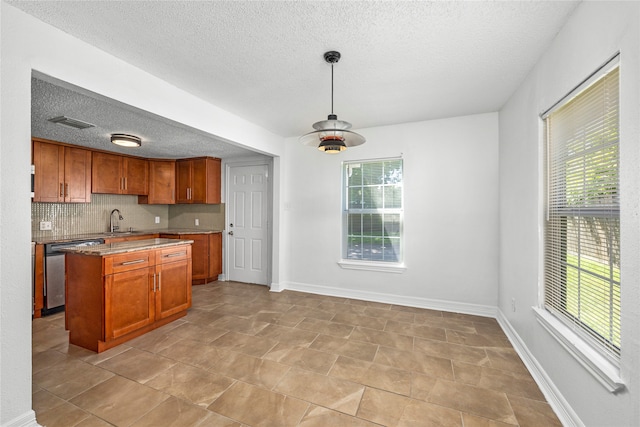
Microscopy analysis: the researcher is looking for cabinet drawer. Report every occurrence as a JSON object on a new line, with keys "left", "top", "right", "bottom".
{"left": 157, "top": 245, "right": 190, "bottom": 265}
{"left": 105, "top": 250, "right": 152, "bottom": 274}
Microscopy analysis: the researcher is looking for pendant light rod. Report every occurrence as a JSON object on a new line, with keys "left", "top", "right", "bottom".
{"left": 324, "top": 51, "right": 341, "bottom": 119}
{"left": 331, "top": 62, "right": 334, "bottom": 115}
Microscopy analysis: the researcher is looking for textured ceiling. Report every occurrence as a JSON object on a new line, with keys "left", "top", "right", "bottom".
{"left": 13, "top": 0, "right": 579, "bottom": 157}
{"left": 31, "top": 76, "right": 257, "bottom": 159}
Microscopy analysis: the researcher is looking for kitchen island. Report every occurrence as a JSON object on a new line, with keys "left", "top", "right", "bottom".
{"left": 62, "top": 238, "right": 193, "bottom": 352}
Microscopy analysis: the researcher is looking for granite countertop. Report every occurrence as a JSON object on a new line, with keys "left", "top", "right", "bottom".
{"left": 33, "top": 228, "right": 223, "bottom": 244}
{"left": 157, "top": 229, "right": 223, "bottom": 235}
{"left": 60, "top": 238, "right": 194, "bottom": 256}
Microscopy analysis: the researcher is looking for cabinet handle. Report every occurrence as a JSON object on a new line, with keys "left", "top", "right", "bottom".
{"left": 157, "top": 272, "right": 161, "bottom": 291}
{"left": 64, "top": 183, "right": 69, "bottom": 197}
{"left": 172, "top": 188, "right": 175, "bottom": 201}
{"left": 124, "top": 177, "right": 127, "bottom": 190}
{"left": 152, "top": 273, "right": 156, "bottom": 292}
{"left": 120, "top": 259, "right": 146, "bottom": 266}
{"left": 163, "top": 252, "right": 186, "bottom": 258}
{"left": 59, "top": 183, "right": 64, "bottom": 197}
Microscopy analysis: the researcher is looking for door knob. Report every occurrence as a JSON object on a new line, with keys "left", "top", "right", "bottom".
{"left": 228, "top": 231, "right": 234, "bottom": 236}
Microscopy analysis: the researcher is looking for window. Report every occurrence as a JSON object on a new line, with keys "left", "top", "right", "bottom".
{"left": 543, "top": 57, "right": 620, "bottom": 362}
{"left": 342, "top": 159, "right": 403, "bottom": 264}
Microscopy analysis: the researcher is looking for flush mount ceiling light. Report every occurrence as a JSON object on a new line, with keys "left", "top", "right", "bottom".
{"left": 299, "top": 51, "right": 365, "bottom": 154}
{"left": 111, "top": 133, "right": 141, "bottom": 148}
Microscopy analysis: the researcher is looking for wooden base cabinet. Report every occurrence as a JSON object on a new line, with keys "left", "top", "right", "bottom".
{"left": 160, "top": 232, "right": 222, "bottom": 285}
{"left": 33, "top": 243, "right": 45, "bottom": 318}
{"left": 155, "top": 246, "right": 192, "bottom": 319}
{"left": 66, "top": 244, "right": 192, "bottom": 352}
{"left": 105, "top": 265, "right": 155, "bottom": 340}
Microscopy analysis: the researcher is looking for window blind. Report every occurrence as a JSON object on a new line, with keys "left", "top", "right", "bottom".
{"left": 543, "top": 59, "right": 620, "bottom": 361}
{"left": 343, "top": 159, "right": 403, "bottom": 263}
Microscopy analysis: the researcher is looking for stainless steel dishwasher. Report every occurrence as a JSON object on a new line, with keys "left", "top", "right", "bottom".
{"left": 43, "top": 238, "right": 104, "bottom": 315}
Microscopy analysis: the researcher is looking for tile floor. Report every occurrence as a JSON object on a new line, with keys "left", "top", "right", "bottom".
{"left": 32, "top": 281, "right": 562, "bottom": 426}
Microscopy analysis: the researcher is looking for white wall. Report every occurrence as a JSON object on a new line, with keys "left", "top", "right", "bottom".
{"left": 280, "top": 113, "right": 500, "bottom": 314}
{"left": 499, "top": 2, "right": 640, "bottom": 426}
{"left": 0, "top": 4, "right": 284, "bottom": 425}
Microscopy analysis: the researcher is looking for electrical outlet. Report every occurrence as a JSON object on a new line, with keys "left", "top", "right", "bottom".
{"left": 511, "top": 298, "right": 516, "bottom": 312}
{"left": 195, "top": 218, "right": 199, "bottom": 226}
{"left": 155, "top": 216, "right": 160, "bottom": 224}
{"left": 39, "top": 221, "right": 52, "bottom": 231}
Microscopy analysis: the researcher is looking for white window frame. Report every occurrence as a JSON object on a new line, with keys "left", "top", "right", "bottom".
{"left": 338, "top": 158, "right": 405, "bottom": 273}
{"left": 538, "top": 54, "right": 624, "bottom": 392}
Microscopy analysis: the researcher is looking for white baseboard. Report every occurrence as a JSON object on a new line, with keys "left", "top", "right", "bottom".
{"left": 269, "top": 282, "right": 285, "bottom": 292}
{"left": 497, "top": 309, "right": 583, "bottom": 427}
{"left": 277, "top": 280, "right": 497, "bottom": 318}
{"left": 2, "top": 410, "right": 40, "bottom": 427}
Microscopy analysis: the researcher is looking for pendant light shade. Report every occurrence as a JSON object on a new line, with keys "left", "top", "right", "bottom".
{"left": 299, "top": 51, "right": 365, "bottom": 153}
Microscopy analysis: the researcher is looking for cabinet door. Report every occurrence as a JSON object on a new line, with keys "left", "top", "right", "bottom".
{"left": 155, "top": 248, "right": 192, "bottom": 319}
{"left": 33, "top": 140, "right": 64, "bottom": 202}
{"left": 64, "top": 146, "right": 92, "bottom": 203}
{"left": 191, "top": 157, "right": 221, "bottom": 204}
{"left": 92, "top": 152, "right": 123, "bottom": 194}
{"left": 124, "top": 157, "right": 149, "bottom": 195}
{"left": 209, "top": 232, "right": 222, "bottom": 277}
{"left": 104, "top": 267, "right": 155, "bottom": 339}
{"left": 186, "top": 234, "right": 208, "bottom": 281}
{"left": 176, "top": 160, "right": 192, "bottom": 203}
{"left": 141, "top": 160, "right": 175, "bottom": 204}
{"left": 206, "top": 157, "right": 221, "bottom": 204}
{"left": 190, "top": 158, "right": 208, "bottom": 203}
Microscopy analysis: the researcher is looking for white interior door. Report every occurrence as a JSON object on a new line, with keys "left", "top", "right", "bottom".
{"left": 227, "top": 164, "right": 269, "bottom": 285}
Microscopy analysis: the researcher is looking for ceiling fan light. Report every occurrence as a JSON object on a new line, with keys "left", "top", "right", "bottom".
{"left": 111, "top": 133, "right": 141, "bottom": 147}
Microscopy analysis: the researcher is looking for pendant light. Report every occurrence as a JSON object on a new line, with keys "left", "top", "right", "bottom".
{"left": 299, "top": 51, "right": 365, "bottom": 153}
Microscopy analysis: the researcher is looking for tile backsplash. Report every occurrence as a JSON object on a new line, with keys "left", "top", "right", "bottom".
{"left": 31, "top": 194, "right": 225, "bottom": 239}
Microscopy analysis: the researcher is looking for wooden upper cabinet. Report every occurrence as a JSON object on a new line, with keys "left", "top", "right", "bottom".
{"left": 139, "top": 160, "right": 175, "bottom": 204}
{"left": 176, "top": 157, "right": 221, "bottom": 204}
{"left": 125, "top": 157, "right": 149, "bottom": 195}
{"left": 32, "top": 138, "right": 91, "bottom": 203}
{"left": 92, "top": 152, "right": 149, "bottom": 195}
{"left": 175, "top": 160, "right": 191, "bottom": 204}
{"left": 91, "top": 152, "right": 121, "bottom": 194}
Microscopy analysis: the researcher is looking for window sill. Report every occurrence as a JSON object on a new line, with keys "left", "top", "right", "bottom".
{"left": 533, "top": 306, "right": 625, "bottom": 393}
{"left": 337, "top": 260, "right": 406, "bottom": 273}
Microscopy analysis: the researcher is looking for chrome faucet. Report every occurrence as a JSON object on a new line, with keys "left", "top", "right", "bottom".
{"left": 110, "top": 209, "right": 124, "bottom": 232}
